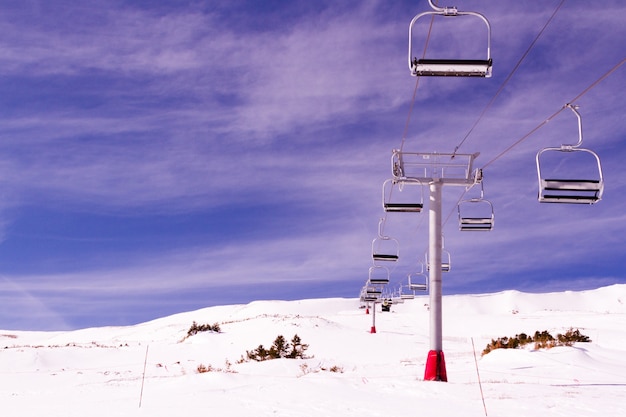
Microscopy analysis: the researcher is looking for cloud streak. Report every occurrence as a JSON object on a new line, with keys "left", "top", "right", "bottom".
{"left": 0, "top": 0, "right": 624, "bottom": 330}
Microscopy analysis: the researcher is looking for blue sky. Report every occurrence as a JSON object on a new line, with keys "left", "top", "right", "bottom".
{"left": 0, "top": 0, "right": 624, "bottom": 330}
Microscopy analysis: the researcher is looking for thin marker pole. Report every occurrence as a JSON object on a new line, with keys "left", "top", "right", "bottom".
{"left": 471, "top": 337, "right": 488, "bottom": 416}
{"left": 139, "top": 345, "right": 150, "bottom": 408}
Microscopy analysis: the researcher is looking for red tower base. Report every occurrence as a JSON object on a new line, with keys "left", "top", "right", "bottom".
{"left": 424, "top": 350, "right": 448, "bottom": 381}
{"left": 370, "top": 326, "right": 377, "bottom": 333}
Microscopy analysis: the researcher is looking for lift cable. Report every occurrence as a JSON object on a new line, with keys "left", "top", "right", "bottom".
{"left": 379, "top": 13, "right": 436, "bottom": 242}
{"left": 399, "top": 14, "right": 436, "bottom": 153}
{"left": 440, "top": 57, "right": 623, "bottom": 233}
{"left": 380, "top": 4, "right": 623, "bottom": 289}
{"left": 438, "top": 56, "right": 624, "bottom": 230}
{"left": 481, "top": 57, "right": 625, "bottom": 170}
{"left": 442, "top": 0, "right": 566, "bottom": 229}
{"left": 452, "top": 0, "right": 567, "bottom": 158}
{"left": 404, "top": 0, "right": 565, "bottom": 238}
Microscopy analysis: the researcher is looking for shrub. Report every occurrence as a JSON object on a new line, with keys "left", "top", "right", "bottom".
{"left": 533, "top": 330, "right": 556, "bottom": 349}
{"left": 482, "top": 328, "right": 590, "bottom": 356}
{"left": 187, "top": 321, "right": 221, "bottom": 337}
{"left": 557, "top": 328, "right": 591, "bottom": 346}
{"left": 268, "top": 335, "right": 289, "bottom": 359}
{"left": 245, "top": 334, "right": 309, "bottom": 362}
{"left": 247, "top": 344, "right": 269, "bottom": 361}
{"left": 196, "top": 363, "right": 213, "bottom": 373}
{"left": 287, "top": 334, "right": 309, "bottom": 359}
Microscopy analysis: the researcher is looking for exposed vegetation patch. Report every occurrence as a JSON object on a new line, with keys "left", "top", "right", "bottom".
{"left": 196, "top": 359, "right": 236, "bottom": 374}
{"left": 195, "top": 334, "right": 311, "bottom": 374}
{"left": 299, "top": 363, "right": 344, "bottom": 376}
{"left": 482, "top": 328, "right": 591, "bottom": 356}
{"left": 241, "top": 334, "right": 310, "bottom": 362}
{"left": 186, "top": 321, "right": 221, "bottom": 337}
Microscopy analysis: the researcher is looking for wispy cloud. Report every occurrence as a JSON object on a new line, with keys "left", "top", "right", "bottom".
{"left": 0, "top": 0, "right": 624, "bottom": 330}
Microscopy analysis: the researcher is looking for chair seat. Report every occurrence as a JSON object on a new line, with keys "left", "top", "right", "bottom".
{"left": 460, "top": 217, "right": 493, "bottom": 224}
{"left": 460, "top": 225, "right": 493, "bottom": 231}
{"left": 384, "top": 203, "right": 423, "bottom": 213}
{"left": 411, "top": 58, "right": 492, "bottom": 77}
{"left": 542, "top": 179, "right": 601, "bottom": 191}
{"left": 540, "top": 194, "right": 599, "bottom": 204}
{"left": 373, "top": 254, "right": 399, "bottom": 261}
{"left": 409, "top": 284, "right": 427, "bottom": 291}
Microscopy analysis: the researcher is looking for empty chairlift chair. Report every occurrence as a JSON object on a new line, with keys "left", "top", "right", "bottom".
{"left": 382, "top": 178, "right": 424, "bottom": 213}
{"left": 391, "top": 296, "right": 404, "bottom": 305}
{"left": 536, "top": 104, "right": 604, "bottom": 204}
{"left": 408, "top": 270, "right": 428, "bottom": 292}
{"left": 368, "top": 265, "right": 391, "bottom": 286}
{"left": 425, "top": 242, "right": 451, "bottom": 273}
{"left": 360, "top": 285, "right": 380, "bottom": 303}
{"left": 372, "top": 218, "right": 400, "bottom": 262}
{"left": 458, "top": 180, "right": 494, "bottom": 231}
{"left": 400, "top": 285, "right": 416, "bottom": 299}
{"left": 408, "top": 0, "right": 492, "bottom": 77}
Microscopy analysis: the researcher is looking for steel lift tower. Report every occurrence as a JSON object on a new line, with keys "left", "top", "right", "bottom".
{"left": 390, "top": 150, "right": 481, "bottom": 381}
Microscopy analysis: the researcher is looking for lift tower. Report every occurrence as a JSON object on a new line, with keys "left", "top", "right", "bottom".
{"left": 390, "top": 150, "right": 481, "bottom": 381}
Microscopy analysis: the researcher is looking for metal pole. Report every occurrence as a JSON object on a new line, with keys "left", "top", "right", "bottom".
{"left": 429, "top": 180, "right": 443, "bottom": 351}
{"left": 424, "top": 179, "right": 447, "bottom": 381}
{"left": 371, "top": 300, "right": 377, "bottom": 333}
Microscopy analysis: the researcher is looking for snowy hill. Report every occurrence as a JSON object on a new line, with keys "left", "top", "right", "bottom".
{"left": 2, "top": 285, "right": 626, "bottom": 416}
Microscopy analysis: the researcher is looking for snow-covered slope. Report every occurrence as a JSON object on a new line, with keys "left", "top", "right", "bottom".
{"left": 1, "top": 285, "right": 625, "bottom": 416}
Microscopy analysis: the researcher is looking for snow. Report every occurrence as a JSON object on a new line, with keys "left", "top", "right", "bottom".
{"left": 2, "top": 285, "right": 626, "bottom": 416}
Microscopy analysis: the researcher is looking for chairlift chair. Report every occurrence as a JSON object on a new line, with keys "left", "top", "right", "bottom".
{"left": 441, "top": 251, "right": 451, "bottom": 272}
{"left": 368, "top": 265, "right": 390, "bottom": 286}
{"left": 458, "top": 180, "right": 494, "bottom": 231}
{"left": 408, "top": 272, "right": 428, "bottom": 291}
{"left": 360, "top": 285, "right": 381, "bottom": 303}
{"left": 384, "top": 289, "right": 404, "bottom": 305}
{"left": 536, "top": 104, "right": 604, "bottom": 204}
{"left": 425, "top": 246, "right": 451, "bottom": 273}
{"left": 392, "top": 286, "right": 407, "bottom": 303}
{"left": 400, "top": 285, "right": 416, "bottom": 299}
{"left": 372, "top": 237, "right": 399, "bottom": 262}
{"left": 391, "top": 296, "right": 404, "bottom": 305}
{"left": 408, "top": 0, "right": 492, "bottom": 77}
{"left": 382, "top": 178, "right": 424, "bottom": 213}
{"left": 362, "top": 293, "right": 379, "bottom": 303}
{"left": 372, "top": 218, "right": 400, "bottom": 262}
{"left": 365, "top": 286, "right": 382, "bottom": 295}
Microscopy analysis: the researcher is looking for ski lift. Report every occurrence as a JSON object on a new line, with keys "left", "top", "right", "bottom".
{"left": 365, "top": 286, "right": 382, "bottom": 295}
{"left": 425, "top": 238, "right": 451, "bottom": 272}
{"left": 368, "top": 265, "right": 390, "bottom": 286}
{"left": 360, "top": 286, "right": 380, "bottom": 303}
{"left": 390, "top": 295, "right": 404, "bottom": 305}
{"left": 382, "top": 178, "right": 424, "bottom": 213}
{"left": 408, "top": 272, "right": 428, "bottom": 291}
{"left": 536, "top": 104, "right": 604, "bottom": 204}
{"left": 372, "top": 218, "right": 399, "bottom": 262}
{"left": 388, "top": 287, "right": 407, "bottom": 303}
{"left": 400, "top": 284, "right": 415, "bottom": 300}
{"left": 408, "top": 0, "right": 492, "bottom": 77}
{"left": 441, "top": 251, "right": 451, "bottom": 272}
{"left": 458, "top": 177, "right": 494, "bottom": 231}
